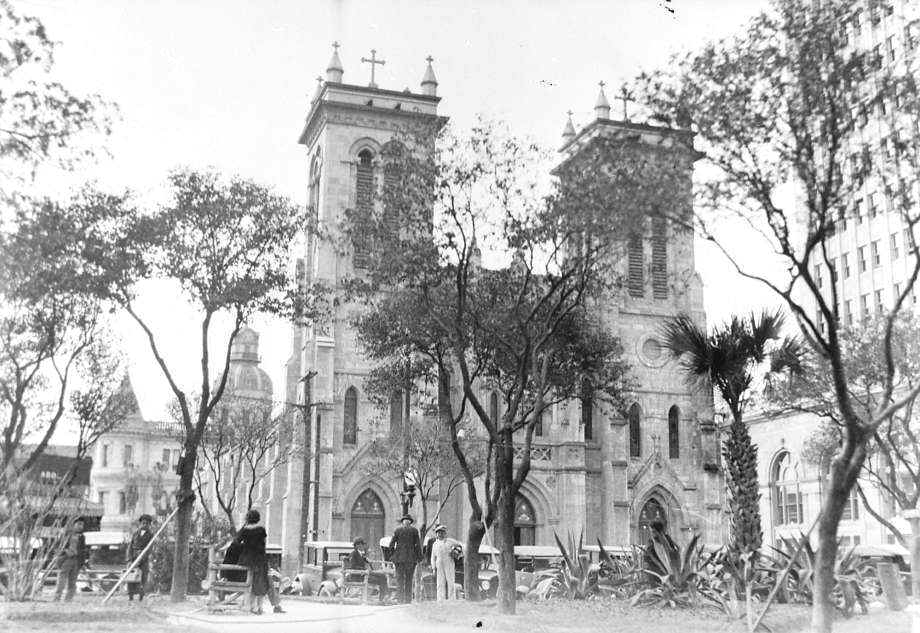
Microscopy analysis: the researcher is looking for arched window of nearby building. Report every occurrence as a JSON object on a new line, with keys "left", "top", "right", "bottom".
{"left": 490, "top": 392, "right": 499, "bottom": 424}
{"left": 651, "top": 217, "right": 668, "bottom": 299}
{"left": 534, "top": 409, "right": 544, "bottom": 437}
{"left": 628, "top": 403, "right": 642, "bottom": 458}
{"left": 354, "top": 148, "right": 374, "bottom": 267}
{"left": 581, "top": 382, "right": 594, "bottom": 441}
{"left": 668, "top": 405, "right": 680, "bottom": 459}
{"left": 627, "top": 228, "right": 644, "bottom": 297}
{"left": 513, "top": 495, "right": 537, "bottom": 546}
{"left": 389, "top": 391, "right": 403, "bottom": 435}
{"left": 772, "top": 451, "right": 804, "bottom": 525}
{"left": 841, "top": 488, "right": 860, "bottom": 521}
{"left": 343, "top": 386, "right": 358, "bottom": 446}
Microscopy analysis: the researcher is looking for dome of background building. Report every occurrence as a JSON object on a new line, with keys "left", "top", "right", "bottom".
{"left": 225, "top": 326, "right": 273, "bottom": 401}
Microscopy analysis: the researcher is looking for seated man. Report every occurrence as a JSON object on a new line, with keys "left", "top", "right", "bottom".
{"left": 345, "top": 537, "right": 389, "bottom": 603}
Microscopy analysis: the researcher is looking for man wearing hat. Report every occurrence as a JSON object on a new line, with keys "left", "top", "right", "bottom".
{"left": 345, "top": 537, "right": 389, "bottom": 603}
{"left": 388, "top": 514, "right": 422, "bottom": 603}
{"left": 430, "top": 524, "right": 456, "bottom": 601}
{"left": 126, "top": 514, "right": 154, "bottom": 601}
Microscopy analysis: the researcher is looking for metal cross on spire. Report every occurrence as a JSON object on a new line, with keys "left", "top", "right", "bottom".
{"left": 618, "top": 85, "right": 635, "bottom": 121}
{"left": 426, "top": 55, "right": 434, "bottom": 64}
{"left": 361, "top": 49, "right": 386, "bottom": 88}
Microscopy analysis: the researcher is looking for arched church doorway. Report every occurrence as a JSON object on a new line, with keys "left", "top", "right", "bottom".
{"left": 514, "top": 495, "right": 537, "bottom": 546}
{"left": 637, "top": 497, "right": 668, "bottom": 545}
{"left": 351, "top": 489, "right": 386, "bottom": 558}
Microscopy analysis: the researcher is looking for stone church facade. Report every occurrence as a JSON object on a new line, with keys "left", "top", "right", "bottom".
{"left": 267, "top": 45, "right": 726, "bottom": 574}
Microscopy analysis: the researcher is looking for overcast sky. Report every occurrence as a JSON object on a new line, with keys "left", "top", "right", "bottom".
{"left": 19, "top": 0, "right": 780, "bottom": 423}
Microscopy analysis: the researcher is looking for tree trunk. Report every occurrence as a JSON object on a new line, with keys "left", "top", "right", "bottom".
{"left": 464, "top": 515, "right": 486, "bottom": 601}
{"left": 909, "top": 516, "right": 920, "bottom": 601}
{"left": 811, "top": 446, "right": 864, "bottom": 633}
{"left": 169, "top": 441, "right": 198, "bottom": 602}
{"left": 494, "top": 446, "right": 516, "bottom": 615}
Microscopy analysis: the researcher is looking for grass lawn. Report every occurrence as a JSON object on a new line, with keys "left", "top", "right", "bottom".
{"left": 408, "top": 598, "right": 913, "bottom": 633}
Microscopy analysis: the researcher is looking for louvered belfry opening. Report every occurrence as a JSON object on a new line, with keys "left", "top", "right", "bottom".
{"left": 651, "top": 216, "right": 668, "bottom": 299}
{"left": 627, "top": 227, "right": 644, "bottom": 297}
{"left": 354, "top": 148, "right": 374, "bottom": 268}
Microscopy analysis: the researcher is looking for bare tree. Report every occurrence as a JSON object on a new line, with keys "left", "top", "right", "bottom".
{"left": 193, "top": 396, "right": 298, "bottom": 532}
{"left": 636, "top": 1, "right": 920, "bottom": 629}
{"left": 771, "top": 314, "right": 920, "bottom": 596}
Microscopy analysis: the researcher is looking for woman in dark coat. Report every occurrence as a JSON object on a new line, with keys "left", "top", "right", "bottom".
{"left": 235, "top": 509, "right": 269, "bottom": 614}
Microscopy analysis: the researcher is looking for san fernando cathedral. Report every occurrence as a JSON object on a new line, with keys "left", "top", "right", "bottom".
{"left": 256, "top": 44, "right": 726, "bottom": 574}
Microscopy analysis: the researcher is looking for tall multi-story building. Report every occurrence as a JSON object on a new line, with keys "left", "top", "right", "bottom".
{"left": 749, "top": 0, "right": 919, "bottom": 555}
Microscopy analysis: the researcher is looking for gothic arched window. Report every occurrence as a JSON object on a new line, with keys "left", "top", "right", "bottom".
{"left": 651, "top": 217, "right": 668, "bottom": 299}
{"left": 389, "top": 391, "right": 403, "bottom": 435}
{"left": 513, "top": 495, "right": 537, "bottom": 546}
{"left": 343, "top": 386, "right": 358, "bottom": 446}
{"left": 308, "top": 153, "right": 322, "bottom": 217}
{"left": 668, "top": 405, "right": 680, "bottom": 459}
{"left": 354, "top": 149, "right": 374, "bottom": 267}
{"left": 489, "top": 392, "right": 499, "bottom": 424}
{"left": 534, "top": 408, "right": 544, "bottom": 437}
{"left": 628, "top": 403, "right": 642, "bottom": 458}
{"left": 772, "top": 451, "right": 803, "bottom": 525}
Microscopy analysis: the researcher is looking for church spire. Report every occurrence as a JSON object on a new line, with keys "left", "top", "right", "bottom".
{"left": 595, "top": 81, "right": 610, "bottom": 120}
{"left": 421, "top": 55, "right": 438, "bottom": 96}
{"left": 561, "top": 110, "right": 576, "bottom": 143}
{"left": 326, "top": 41, "right": 344, "bottom": 83}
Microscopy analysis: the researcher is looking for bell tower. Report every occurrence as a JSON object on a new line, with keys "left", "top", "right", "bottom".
{"left": 279, "top": 44, "right": 448, "bottom": 571}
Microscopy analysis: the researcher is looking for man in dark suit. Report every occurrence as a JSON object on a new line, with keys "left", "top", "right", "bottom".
{"left": 388, "top": 514, "right": 422, "bottom": 603}
{"left": 345, "top": 537, "right": 389, "bottom": 603}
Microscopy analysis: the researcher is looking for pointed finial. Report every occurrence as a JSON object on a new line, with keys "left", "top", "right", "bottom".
{"left": 326, "top": 41, "right": 344, "bottom": 83}
{"left": 561, "top": 110, "right": 576, "bottom": 142}
{"left": 595, "top": 81, "right": 610, "bottom": 120}
{"left": 421, "top": 55, "right": 438, "bottom": 96}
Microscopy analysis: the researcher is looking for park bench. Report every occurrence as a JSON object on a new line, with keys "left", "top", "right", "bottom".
{"left": 206, "top": 563, "right": 251, "bottom": 613}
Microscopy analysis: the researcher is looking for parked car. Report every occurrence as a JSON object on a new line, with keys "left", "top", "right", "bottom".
{"left": 851, "top": 543, "right": 911, "bottom": 596}
{"left": 513, "top": 545, "right": 563, "bottom": 573}
{"left": 295, "top": 540, "right": 354, "bottom": 595}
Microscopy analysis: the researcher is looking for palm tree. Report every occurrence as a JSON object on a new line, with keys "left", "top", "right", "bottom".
{"left": 661, "top": 310, "right": 801, "bottom": 562}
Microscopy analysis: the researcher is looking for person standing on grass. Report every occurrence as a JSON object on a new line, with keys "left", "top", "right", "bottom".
{"left": 430, "top": 525, "right": 456, "bottom": 602}
{"left": 388, "top": 514, "right": 422, "bottom": 604}
{"left": 126, "top": 514, "right": 154, "bottom": 602}
{"left": 54, "top": 517, "right": 87, "bottom": 602}
{"left": 234, "top": 509, "right": 270, "bottom": 614}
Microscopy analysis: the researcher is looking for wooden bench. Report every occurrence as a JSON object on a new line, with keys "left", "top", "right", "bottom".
{"left": 206, "top": 563, "right": 251, "bottom": 613}
{"left": 339, "top": 568, "right": 371, "bottom": 603}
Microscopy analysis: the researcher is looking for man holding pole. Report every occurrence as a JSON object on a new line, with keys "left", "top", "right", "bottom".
{"left": 126, "top": 514, "right": 154, "bottom": 601}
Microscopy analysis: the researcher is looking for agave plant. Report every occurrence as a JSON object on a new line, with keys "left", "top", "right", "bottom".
{"left": 552, "top": 530, "right": 600, "bottom": 600}
{"left": 630, "top": 533, "right": 729, "bottom": 612}
{"left": 766, "top": 533, "right": 871, "bottom": 617}
{"left": 594, "top": 539, "right": 647, "bottom": 598}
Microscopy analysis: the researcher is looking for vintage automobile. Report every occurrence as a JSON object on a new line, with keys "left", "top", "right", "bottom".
{"left": 513, "top": 545, "right": 564, "bottom": 573}
{"left": 850, "top": 543, "right": 911, "bottom": 596}
{"left": 295, "top": 540, "right": 355, "bottom": 595}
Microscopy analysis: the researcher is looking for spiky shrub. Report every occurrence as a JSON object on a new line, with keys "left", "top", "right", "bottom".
{"left": 595, "top": 539, "right": 648, "bottom": 598}
{"left": 630, "top": 533, "right": 729, "bottom": 612}
{"left": 552, "top": 531, "right": 600, "bottom": 600}
{"left": 766, "top": 534, "right": 871, "bottom": 618}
